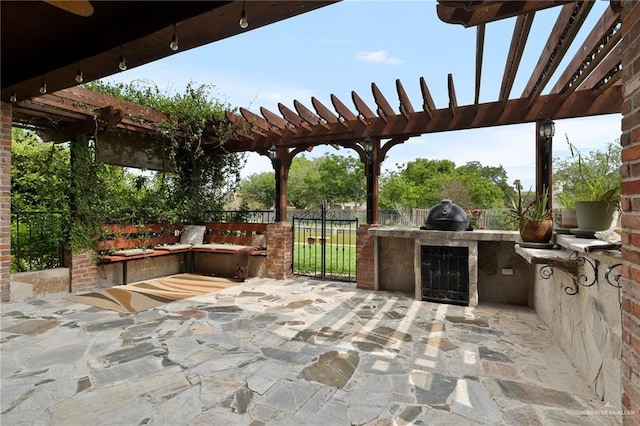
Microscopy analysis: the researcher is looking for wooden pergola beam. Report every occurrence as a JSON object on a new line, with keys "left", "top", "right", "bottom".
{"left": 521, "top": 1, "right": 594, "bottom": 101}
{"left": 499, "top": 13, "right": 534, "bottom": 106}
{"left": 474, "top": 24, "right": 485, "bottom": 111}
{"left": 436, "top": 0, "right": 570, "bottom": 28}
{"left": 550, "top": 6, "right": 622, "bottom": 95}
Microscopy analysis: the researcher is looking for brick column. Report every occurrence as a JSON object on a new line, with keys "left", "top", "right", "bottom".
{"left": 1, "top": 101, "right": 12, "bottom": 302}
{"left": 620, "top": 1, "right": 640, "bottom": 423}
{"left": 266, "top": 222, "right": 293, "bottom": 279}
{"left": 70, "top": 252, "right": 98, "bottom": 293}
{"left": 356, "top": 223, "right": 379, "bottom": 290}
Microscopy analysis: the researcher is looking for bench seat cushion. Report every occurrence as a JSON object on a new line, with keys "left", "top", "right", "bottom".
{"left": 191, "top": 243, "right": 249, "bottom": 252}
{"left": 113, "top": 248, "right": 155, "bottom": 256}
{"left": 155, "top": 243, "right": 193, "bottom": 251}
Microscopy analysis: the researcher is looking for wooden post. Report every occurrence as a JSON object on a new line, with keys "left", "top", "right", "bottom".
{"left": 535, "top": 120, "right": 553, "bottom": 210}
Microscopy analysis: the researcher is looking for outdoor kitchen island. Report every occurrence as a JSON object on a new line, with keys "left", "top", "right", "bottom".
{"left": 368, "top": 228, "right": 527, "bottom": 307}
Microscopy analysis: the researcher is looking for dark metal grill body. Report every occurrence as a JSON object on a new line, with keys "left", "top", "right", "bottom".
{"left": 421, "top": 245, "right": 469, "bottom": 306}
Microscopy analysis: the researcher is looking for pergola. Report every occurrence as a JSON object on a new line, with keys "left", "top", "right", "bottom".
{"left": 3, "top": 1, "right": 640, "bottom": 419}
{"left": 4, "top": 1, "right": 623, "bottom": 224}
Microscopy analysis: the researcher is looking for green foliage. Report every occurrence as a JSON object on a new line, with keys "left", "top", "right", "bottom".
{"left": 554, "top": 136, "right": 621, "bottom": 206}
{"left": 238, "top": 172, "right": 276, "bottom": 209}
{"left": 86, "top": 79, "right": 246, "bottom": 222}
{"left": 11, "top": 129, "right": 70, "bottom": 213}
{"left": 379, "top": 158, "right": 507, "bottom": 210}
{"left": 238, "top": 153, "right": 365, "bottom": 209}
{"left": 506, "top": 180, "right": 552, "bottom": 227}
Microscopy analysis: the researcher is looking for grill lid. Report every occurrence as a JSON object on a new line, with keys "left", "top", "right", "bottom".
{"left": 422, "top": 199, "right": 469, "bottom": 231}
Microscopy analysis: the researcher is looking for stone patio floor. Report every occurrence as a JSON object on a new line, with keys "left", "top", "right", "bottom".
{"left": 0, "top": 276, "right": 622, "bottom": 425}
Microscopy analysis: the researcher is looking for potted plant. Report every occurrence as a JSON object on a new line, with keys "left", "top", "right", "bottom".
{"left": 556, "top": 193, "right": 577, "bottom": 229}
{"left": 507, "top": 180, "right": 553, "bottom": 243}
{"left": 555, "top": 137, "right": 621, "bottom": 231}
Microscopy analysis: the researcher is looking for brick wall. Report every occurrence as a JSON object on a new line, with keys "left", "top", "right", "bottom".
{"left": 1, "top": 101, "right": 11, "bottom": 302}
{"left": 356, "top": 223, "right": 378, "bottom": 290}
{"left": 620, "top": 0, "right": 640, "bottom": 423}
{"left": 70, "top": 252, "right": 98, "bottom": 293}
{"left": 266, "top": 222, "right": 293, "bottom": 279}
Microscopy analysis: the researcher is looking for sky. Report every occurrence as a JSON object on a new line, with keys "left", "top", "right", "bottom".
{"left": 105, "top": 0, "right": 621, "bottom": 190}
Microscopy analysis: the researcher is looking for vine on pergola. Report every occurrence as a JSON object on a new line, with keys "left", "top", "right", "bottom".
{"left": 86, "top": 80, "right": 247, "bottom": 223}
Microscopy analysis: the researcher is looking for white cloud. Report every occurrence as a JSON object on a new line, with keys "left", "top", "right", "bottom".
{"left": 355, "top": 50, "right": 403, "bottom": 64}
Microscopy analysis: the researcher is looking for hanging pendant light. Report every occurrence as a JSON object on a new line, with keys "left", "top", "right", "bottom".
{"left": 239, "top": 0, "right": 248, "bottom": 28}
{"left": 39, "top": 76, "right": 47, "bottom": 94}
{"left": 118, "top": 46, "right": 127, "bottom": 71}
{"left": 75, "top": 67, "right": 84, "bottom": 83}
{"left": 170, "top": 24, "right": 179, "bottom": 51}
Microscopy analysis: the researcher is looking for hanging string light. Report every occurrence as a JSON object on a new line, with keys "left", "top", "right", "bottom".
{"left": 75, "top": 65, "right": 84, "bottom": 83}
{"left": 170, "top": 24, "right": 179, "bottom": 51}
{"left": 39, "top": 75, "right": 47, "bottom": 94}
{"left": 118, "top": 46, "right": 127, "bottom": 71}
{"left": 239, "top": 0, "right": 248, "bottom": 29}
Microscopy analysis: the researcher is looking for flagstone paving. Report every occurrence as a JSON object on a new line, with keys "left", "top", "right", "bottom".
{"left": 1, "top": 277, "right": 623, "bottom": 425}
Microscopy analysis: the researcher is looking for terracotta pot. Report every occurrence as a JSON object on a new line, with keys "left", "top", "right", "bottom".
{"left": 561, "top": 208, "right": 578, "bottom": 228}
{"left": 519, "top": 219, "right": 553, "bottom": 243}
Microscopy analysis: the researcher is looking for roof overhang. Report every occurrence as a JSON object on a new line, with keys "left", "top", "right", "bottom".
{"left": 1, "top": 0, "right": 339, "bottom": 102}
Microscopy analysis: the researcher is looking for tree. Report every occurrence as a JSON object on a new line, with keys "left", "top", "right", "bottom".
{"left": 379, "top": 158, "right": 508, "bottom": 210}
{"left": 237, "top": 172, "right": 276, "bottom": 209}
{"left": 11, "top": 129, "right": 70, "bottom": 213}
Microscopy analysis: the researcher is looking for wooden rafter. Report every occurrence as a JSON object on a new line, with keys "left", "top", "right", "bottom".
{"left": 474, "top": 24, "right": 485, "bottom": 111}
{"left": 436, "top": 0, "right": 570, "bottom": 27}
{"left": 550, "top": 6, "right": 622, "bottom": 95}
{"left": 420, "top": 77, "right": 436, "bottom": 118}
{"left": 448, "top": 74, "right": 458, "bottom": 117}
{"left": 499, "top": 13, "right": 534, "bottom": 106}
{"left": 395, "top": 79, "right": 415, "bottom": 121}
{"left": 371, "top": 83, "right": 395, "bottom": 122}
{"left": 521, "top": 1, "right": 594, "bottom": 102}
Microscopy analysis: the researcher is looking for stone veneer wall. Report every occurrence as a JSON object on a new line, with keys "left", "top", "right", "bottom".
{"left": 70, "top": 252, "right": 98, "bottom": 293}
{"left": 356, "top": 224, "right": 377, "bottom": 290}
{"left": 1, "top": 101, "right": 11, "bottom": 302}
{"left": 621, "top": 0, "right": 640, "bottom": 422}
{"left": 532, "top": 252, "right": 622, "bottom": 406}
{"left": 266, "top": 222, "right": 293, "bottom": 279}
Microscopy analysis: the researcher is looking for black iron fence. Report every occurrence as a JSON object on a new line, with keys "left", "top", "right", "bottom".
{"left": 292, "top": 206, "right": 358, "bottom": 282}
{"left": 203, "top": 210, "right": 275, "bottom": 223}
{"left": 11, "top": 211, "right": 66, "bottom": 273}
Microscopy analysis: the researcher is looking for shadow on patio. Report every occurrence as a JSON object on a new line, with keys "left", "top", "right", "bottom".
{"left": 0, "top": 275, "right": 620, "bottom": 425}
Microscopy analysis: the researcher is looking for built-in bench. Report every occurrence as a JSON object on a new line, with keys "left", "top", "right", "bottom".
{"left": 98, "top": 222, "right": 268, "bottom": 284}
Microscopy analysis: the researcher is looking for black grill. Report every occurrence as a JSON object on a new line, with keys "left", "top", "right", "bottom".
{"left": 421, "top": 245, "right": 469, "bottom": 306}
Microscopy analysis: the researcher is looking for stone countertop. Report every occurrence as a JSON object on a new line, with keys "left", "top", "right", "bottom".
{"left": 515, "top": 234, "right": 621, "bottom": 265}
{"left": 368, "top": 227, "right": 521, "bottom": 242}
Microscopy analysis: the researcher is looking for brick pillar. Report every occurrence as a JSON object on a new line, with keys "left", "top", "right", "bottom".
{"left": 620, "top": 1, "right": 640, "bottom": 423}
{"left": 356, "top": 223, "right": 379, "bottom": 290}
{"left": 70, "top": 252, "right": 98, "bottom": 293}
{"left": 1, "top": 101, "right": 11, "bottom": 302}
{"left": 266, "top": 222, "right": 293, "bottom": 279}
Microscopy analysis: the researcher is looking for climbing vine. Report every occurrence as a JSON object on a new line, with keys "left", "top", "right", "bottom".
{"left": 86, "top": 79, "right": 246, "bottom": 223}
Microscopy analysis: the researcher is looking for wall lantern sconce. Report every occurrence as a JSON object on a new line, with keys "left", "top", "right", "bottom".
{"left": 9, "top": 91, "right": 17, "bottom": 103}
{"left": 539, "top": 117, "right": 555, "bottom": 139}
{"left": 362, "top": 136, "right": 373, "bottom": 163}
{"left": 239, "top": 0, "right": 249, "bottom": 29}
{"left": 268, "top": 143, "right": 278, "bottom": 161}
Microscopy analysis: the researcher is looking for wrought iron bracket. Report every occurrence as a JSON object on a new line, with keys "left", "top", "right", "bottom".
{"left": 605, "top": 263, "right": 622, "bottom": 288}
{"left": 538, "top": 252, "right": 598, "bottom": 296}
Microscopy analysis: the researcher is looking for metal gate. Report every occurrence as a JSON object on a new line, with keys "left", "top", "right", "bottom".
{"left": 292, "top": 206, "right": 358, "bottom": 282}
